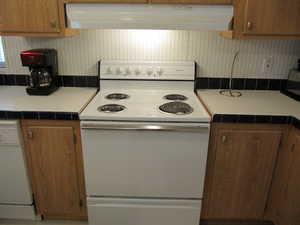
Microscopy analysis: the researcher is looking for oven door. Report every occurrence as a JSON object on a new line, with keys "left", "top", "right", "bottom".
{"left": 81, "top": 121, "right": 209, "bottom": 199}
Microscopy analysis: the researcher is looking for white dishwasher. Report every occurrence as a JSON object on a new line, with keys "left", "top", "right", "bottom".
{"left": 0, "top": 120, "right": 35, "bottom": 220}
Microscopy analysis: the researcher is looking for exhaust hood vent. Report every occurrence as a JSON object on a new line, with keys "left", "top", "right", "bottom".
{"left": 66, "top": 4, "right": 233, "bottom": 31}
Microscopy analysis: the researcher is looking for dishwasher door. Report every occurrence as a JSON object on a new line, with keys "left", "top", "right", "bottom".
{"left": 81, "top": 121, "right": 210, "bottom": 199}
{"left": 0, "top": 121, "right": 32, "bottom": 204}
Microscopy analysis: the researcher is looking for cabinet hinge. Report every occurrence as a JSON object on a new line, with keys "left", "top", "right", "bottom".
{"left": 79, "top": 199, "right": 83, "bottom": 208}
{"left": 278, "top": 136, "right": 284, "bottom": 150}
{"left": 73, "top": 134, "right": 77, "bottom": 144}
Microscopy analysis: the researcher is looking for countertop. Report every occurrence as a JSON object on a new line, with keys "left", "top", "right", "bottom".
{"left": 0, "top": 86, "right": 97, "bottom": 113}
{"left": 197, "top": 90, "right": 300, "bottom": 121}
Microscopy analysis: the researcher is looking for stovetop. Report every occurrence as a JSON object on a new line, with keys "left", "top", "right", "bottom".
{"left": 80, "top": 89, "right": 210, "bottom": 122}
{"left": 80, "top": 60, "right": 211, "bottom": 123}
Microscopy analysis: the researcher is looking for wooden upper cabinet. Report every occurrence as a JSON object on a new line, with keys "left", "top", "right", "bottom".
{"left": 265, "top": 127, "right": 300, "bottom": 225}
{"left": 244, "top": 0, "right": 300, "bottom": 35}
{"left": 0, "top": 0, "right": 79, "bottom": 37}
{"left": 22, "top": 120, "right": 87, "bottom": 220}
{"left": 202, "top": 124, "right": 283, "bottom": 220}
{"left": 68, "top": 0, "right": 231, "bottom": 3}
{"left": 0, "top": 0, "right": 60, "bottom": 33}
{"left": 150, "top": 0, "right": 232, "bottom": 4}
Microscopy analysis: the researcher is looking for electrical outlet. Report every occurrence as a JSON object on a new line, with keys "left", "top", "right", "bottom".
{"left": 262, "top": 57, "right": 273, "bottom": 74}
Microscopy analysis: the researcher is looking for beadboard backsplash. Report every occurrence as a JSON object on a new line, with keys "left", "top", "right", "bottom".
{"left": 1, "top": 30, "right": 300, "bottom": 79}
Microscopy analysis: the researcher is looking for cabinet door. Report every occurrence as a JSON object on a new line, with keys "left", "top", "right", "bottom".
{"left": 150, "top": 0, "right": 232, "bottom": 3}
{"left": 0, "top": 0, "right": 60, "bottom": 33}
{"left": 68, "top": 0, "right": 147, "bottom": 3}
{"left": 244, "top": 0, "right": 300, "bottom": 35}
{"left": 23, "top": 124, "right": 84, "bottom": 218}
{"left": 202, "top": 125, "right": 282, "bottom": 220}
{"left": 265, "top": 128, "right": 300, "bottom": 225}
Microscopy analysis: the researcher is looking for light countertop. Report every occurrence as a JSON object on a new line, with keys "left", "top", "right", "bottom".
{"left": 197, "top": 90, "right": 300, "bottom": 120}
{"left": 0, "top": 86, "right": 97, "bottom": 113}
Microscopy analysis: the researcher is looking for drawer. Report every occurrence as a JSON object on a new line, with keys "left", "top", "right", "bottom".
{"left": 87, "top": 197, "right": 201, "bottom": 225}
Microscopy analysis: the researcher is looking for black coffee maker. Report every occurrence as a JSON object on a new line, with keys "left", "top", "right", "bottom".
{"left": 21, "top": 49, "right": 58, "bottom": 95}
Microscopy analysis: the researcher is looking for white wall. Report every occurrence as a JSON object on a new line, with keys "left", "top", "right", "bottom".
{"left": 1, "top": 30, "right": 300, "bottom": 79}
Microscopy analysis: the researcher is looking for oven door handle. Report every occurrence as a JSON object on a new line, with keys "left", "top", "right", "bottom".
{"left": 81, "top": 123, "right": 209, "bottom": 132}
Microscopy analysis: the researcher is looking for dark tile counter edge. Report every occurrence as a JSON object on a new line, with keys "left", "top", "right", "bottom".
{"left": 281, "top": 89, "right": 300, "bottom": 102}
{"left": 212, "top": 114, "right": 300, "bottom": 129}
{"left": 0, "top": 111, "right": 79, "bottom": 121}
{"left": 0, "top": 74, "right": 99, "bottom": 88}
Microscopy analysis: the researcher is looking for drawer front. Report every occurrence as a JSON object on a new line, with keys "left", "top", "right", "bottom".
{"left": 87, "top": 198, "right": 201, "bottom": 225}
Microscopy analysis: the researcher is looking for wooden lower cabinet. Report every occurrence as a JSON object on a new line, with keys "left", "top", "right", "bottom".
{"left": 21, "top": 120, "right": 87, "bottom": 220}
{"left": 265, "top": 126, "right": 300, "bottom": 225}
{"left": 201, "top": 123, "right": 284, "bottom": 221}
{"left": 150, "top": 0, "right": 232, "bottom": 4}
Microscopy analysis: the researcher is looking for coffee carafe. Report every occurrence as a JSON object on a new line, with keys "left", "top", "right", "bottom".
{"left": 20, "top": 49, "right": 58, "bottom": 95}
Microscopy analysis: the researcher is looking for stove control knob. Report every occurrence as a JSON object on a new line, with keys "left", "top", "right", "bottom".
{"left": 106, "top": 67, "right": 112, "bottom": 74}
{"left": 125, "top": 67, "right": 131, "bottom": 75}
{"left": 157, "top": 68, "right": 164, "bottom": 76}
{"left": 146, "top": 67, "right": 154, "bottom": 76}
{"left": 134, "top": 68, "right": 141, "bottom": 75}
{"left": 116, "top": 67, "right": 123, "bottom": 75}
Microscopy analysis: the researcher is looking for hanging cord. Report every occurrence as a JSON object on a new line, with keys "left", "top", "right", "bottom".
{"left": 220, "top": 51, "right": 242, "bottom": 97}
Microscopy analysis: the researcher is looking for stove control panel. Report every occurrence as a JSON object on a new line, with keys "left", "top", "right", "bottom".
{"left": 100, "top": 60, "right": 195, "bottom": 81}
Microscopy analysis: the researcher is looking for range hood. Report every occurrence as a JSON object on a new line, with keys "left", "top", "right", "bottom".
{"left": 66, "top": 4, "right": 233, "bottom": 30}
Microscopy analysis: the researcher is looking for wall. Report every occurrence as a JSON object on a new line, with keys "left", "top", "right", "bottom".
{"left": 1, "top": 30, "right": 300, "bottom": 79}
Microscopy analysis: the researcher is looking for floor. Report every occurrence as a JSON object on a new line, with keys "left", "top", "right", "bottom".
{"left": 0, "top": 220, "right": 88, "bottom": 225}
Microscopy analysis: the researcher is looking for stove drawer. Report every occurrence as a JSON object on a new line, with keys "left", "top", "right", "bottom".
{"left": 81, "top": 121, "right": 209, "bottom": 198}
{"left": 87, "top": 197, "right": 201, "bottom": 225}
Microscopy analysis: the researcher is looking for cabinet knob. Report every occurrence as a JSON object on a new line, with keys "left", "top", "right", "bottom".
{"left": 222, "top": 135, "right": 227, "bottom": 143}
{"left": 50, "top": 21, "right": 57, "bottom": 28}
{"left": 291, "top": 144, "right": 296, "bottom": 153}
{"left": 27, "top": 131, "right": 33, "bottom": 139}
{"left": 247, "top": 22, "right": 253, "bottom": 30}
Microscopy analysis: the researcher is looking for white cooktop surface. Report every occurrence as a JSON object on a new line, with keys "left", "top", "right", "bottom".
{"left": 80, "top": 88, "right": 211, "bottom": 122}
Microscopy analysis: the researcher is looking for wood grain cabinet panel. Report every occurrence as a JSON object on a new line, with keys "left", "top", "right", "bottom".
{"left": 150, "top": 0, "right": 232, "bottom": 4}
{"left": 244, "top": 0, "right": 300, "bottom": 35}
{"left": 68, "top": 0, "right": 230, "bottom": 3}
{"left": 67, "top": 0, "right": 148, "bottom": 3}
{"left": 21, "top": 120, "right": 87, "bottom": 220}
{"left": 265, "top": 127, "right": 300, "bottom": 225}
{"left": 202, "top": 124, "right": 283, "bottom": 220}
{"left": 225, "top": 0, "right": 300, "bottom": 39}
{"left": 0, "top": 0, "right": 61, "bottom": 33}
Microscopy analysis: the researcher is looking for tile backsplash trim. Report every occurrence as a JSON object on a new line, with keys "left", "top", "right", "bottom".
{"left": 196, "top": 77, "right": 287, "bottom": 90}
{"left": 0, "top": 74, "right": 99, "bottom": 88}
{"left": 0, "top": 74, "right": 287, "bottom": 91}
{"left": 1, "top": 30, "right": 300, "bottom": 79}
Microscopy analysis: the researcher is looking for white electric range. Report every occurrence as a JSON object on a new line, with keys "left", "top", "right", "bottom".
{"left": 80, "top": 60, "right": 211, "bottom": 225}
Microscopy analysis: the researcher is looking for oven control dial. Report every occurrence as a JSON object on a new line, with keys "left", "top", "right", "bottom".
{"left": 146, "top": 67, "right": 154, "bottom": 76}
{"left": 134, "top": 68, "right": 141, "bottom": 75}
{"left": 125, "top": 67, "right": 131, "bottom": 75}
{"left": 106, "top": 67, "right": 112, "bottom": 74}
{"left": 157, "top": 67, "right": 164, "bottom": 76}
{"left": 116, "top": 67, "right": 123, "bottom": 75}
